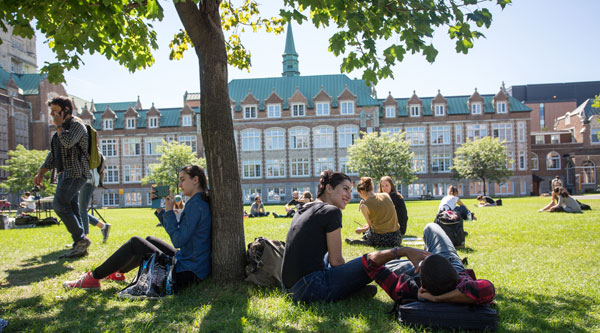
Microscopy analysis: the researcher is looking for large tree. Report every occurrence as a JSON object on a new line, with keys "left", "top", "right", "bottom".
{"left": 347, "top": 132, "right": 416, "bottom": 185}
{"left": 0, "top": 0, "right": 511, "bottom": 280}
{"left": 0, "top": 145, "right": 56, "bottom": 197}
{"left": 451, "top": 136, "right": 512, "bottom": 195}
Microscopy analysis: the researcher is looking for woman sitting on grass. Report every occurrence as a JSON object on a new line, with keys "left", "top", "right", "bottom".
{"left": 346, "top": 177, "right": 402, "bottom": 247}
{"left": 379, "top": 176, "right": 408, "bottom": 235}
{"left": 63, "top": 165, "right": 212, "bottom": 293}
{"left": 548, "top": 187, "right": 582, "bottom": 213}
{"left": 281, "top": 170, "right": 374, "bottom": 302}
{"left": 439, "top": 185, "right": 476, "bottom": 221}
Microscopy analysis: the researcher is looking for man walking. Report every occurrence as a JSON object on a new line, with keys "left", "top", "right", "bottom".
{"left": 34, "top": 96, "right": 91, "bottom": 258}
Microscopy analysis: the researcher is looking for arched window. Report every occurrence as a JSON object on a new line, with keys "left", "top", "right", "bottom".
{"left": 241, "top": 129, "right": 261, "bottom": 151}
{"left": 313, "top": 126, "right": 334, "bottom": 148}
{"left": 289, "top": 127, "right": 309, "bottom": 149}
{"left": 583, "top": 161, "right": 596, "bottom": 184}
{"left": 264, "top": 128, "right": 285, "bottom": 150}
{"left": 546, "top": 152, "right": 560, "bottom": 170}
{"left": 530, "top": 153, "right": 539, "bottom": 171}
{"left": 337, "top": 125, "right": 359, "bottom": 148}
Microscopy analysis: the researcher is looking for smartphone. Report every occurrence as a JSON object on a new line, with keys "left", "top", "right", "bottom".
{"left": 151, "top": 186, "right": 170, "bottom": 209}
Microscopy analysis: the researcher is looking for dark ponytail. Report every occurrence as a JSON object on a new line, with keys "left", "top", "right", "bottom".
{"left": 317, "top": 170, "right": 351, "bottom": 199}
{"left": 181, "top": 165, "right": 209, "bottom": 202}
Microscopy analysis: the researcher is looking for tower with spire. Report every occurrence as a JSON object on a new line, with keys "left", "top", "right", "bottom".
{"left": 282, "top": 22, "right": 300, "bottom": 77}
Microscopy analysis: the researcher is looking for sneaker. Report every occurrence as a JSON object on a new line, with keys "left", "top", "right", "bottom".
{"left": 104, "top": 271, "right": 126, "bottom": 282}
{"left": 101, "top": 224, "right": 111, "bottom": 243}
{"left": 60, "top": 238, "right": 91, "bottom": 258}
{"left": 63, "top": 271, "right": 100, "bottom": 290}
{"left": 353, "top": 284, "right": 378, "bottom": 299}
{"left": 272, "top": 212, "right": 280, "bottom": 218}
{"left": 265, "top": 212, "right": 270, "bottom": 216}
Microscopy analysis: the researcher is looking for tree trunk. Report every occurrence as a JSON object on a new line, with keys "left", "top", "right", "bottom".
{"left": 174, "top": 0, "right": 246, "bottom": 281}
{"left": 482, "top": 178, "right": 487, "bottom": 196}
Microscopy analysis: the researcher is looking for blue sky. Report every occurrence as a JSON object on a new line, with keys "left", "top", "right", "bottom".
{"left": 36, "top": 0, "right": 600, "bottom": 108}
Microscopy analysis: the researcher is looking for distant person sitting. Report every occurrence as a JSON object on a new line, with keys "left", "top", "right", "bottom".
{"left": 476, "top": 195, "right": 496, "bottom": 207}
{"left": 439, "top": 186, "right": 476, "bottom": 221}
{"left": 298, "top": 191, "right": 313, "bottom": 207}
{"left": 248, "top": 196, "right": 269, "bottom": 217}
{"left": 549, "top": 187, "right": 582, "bottom": 214}
{"left": 17, "top": 192, "right": 36, "bottom": 216}
{"left": 273, "top": 191, "right": 300, "bottom": 218}
{"left": 538, "top": 187, "right": 560, "bottom": 212}
{"left": 551, "top": 175, "right": 563, "bottom": 191}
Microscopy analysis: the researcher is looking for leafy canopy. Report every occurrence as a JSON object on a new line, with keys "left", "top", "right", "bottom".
{"left": 347, "top": 131, "right": 416, "bottom": 185}
{"left": 451, "top": 136, "right": 512, "bottom": 195}
{"left": 141, "top": 141, "right": 206, "bottom": 193}
{"left": 0, "top": 145, "right": 56, "bottom": 197}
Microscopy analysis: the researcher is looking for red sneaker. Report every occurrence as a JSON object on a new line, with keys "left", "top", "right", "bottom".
{"left": 63, "top": 271, "right": 100, "bottom": 290}
{"left": 104, "top": 271, "right": 126, "bottom": 282}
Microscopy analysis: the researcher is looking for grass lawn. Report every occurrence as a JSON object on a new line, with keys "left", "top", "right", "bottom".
{"left": 1, "top": 196, "right": 599, "bottom": 332}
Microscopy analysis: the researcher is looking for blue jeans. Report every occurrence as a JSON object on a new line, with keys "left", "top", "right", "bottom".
{"left": 386, "top": 223, "right": 465, "bottom": 276}
{"left": 79, "top": 182, "right": 99, "bottom": 234}
{"left": 53, "top": 174, "right": 87, "bottom": 243}
{"left": 286, "top": 256, "right": 372, "bottom": 302}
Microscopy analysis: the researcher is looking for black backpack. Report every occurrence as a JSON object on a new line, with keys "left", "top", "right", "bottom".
{"left": 435, "top": 210, "right": 465, "bottom": 247}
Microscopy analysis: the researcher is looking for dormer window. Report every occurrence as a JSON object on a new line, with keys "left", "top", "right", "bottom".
{"left": 409, "top": 105, "right": 420, "bottom": 117}
{"left": 182, "top": 115, "right": 192, "bottom": 126}
{"left": 291, "top": 103, "right": 305, "bottom": 117}
{"left": 340, "top": 101, "right": 354, "bottom": 115}
{"left": 244, "top": 105, "right": 257, "bottom": 119}
{"left": 471, "top": 103, "right": 482, "bottom": 115}
{"left": 84, "top": 119, "right": 93, "bottom": 126}
{"left": 496, "top": 102, "right": 507, "bottom": 114}
{"left": 316, "top": 102, "right": 330, "bottom": 116}
{"left": 148, "top": 116, "right": 159, "bottom": 128}
{"left": 267, "top": 104, "right": 281, "bottom": 118}
{"left": 103, "top": 119, "right": 114, "bottom": 131}
{"left": 126, "top": 117, "right": 136, "bottom": 129}
{"left": 434, "top": 104, "right": 445, "bottom": 116}
{"left": 385, "top": 106, "right": 395, "bottom": 118}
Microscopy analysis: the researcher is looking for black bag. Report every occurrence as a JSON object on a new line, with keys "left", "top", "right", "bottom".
{"left": 15, "top": 215, "right": 38, "bottom": 226}
{"left": 396, "top": 301, "right": 498, "bottom": 331}
{"left": 435, "top": 210, "right": 465, "bottom": 247}
{"left": 118, "top": 253, "right": 176, "bottom": 299}
{"left": 495, "top": 198, "right": 503, "bottom": 206}
{"left": 245, "top": 237, "right": 285, "bottom": 287}
{"left": 577, "top": 200, "right": 591, "bottom": 211}
{"left": 36, "top": 217, "right": 59, "bottom": 226}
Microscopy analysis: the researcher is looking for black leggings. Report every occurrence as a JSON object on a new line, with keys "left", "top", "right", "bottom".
{"left": 92, "top": 236, "right": 199, "bottom": 293}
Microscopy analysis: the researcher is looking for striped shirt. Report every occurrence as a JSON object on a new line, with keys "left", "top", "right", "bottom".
{"left": 41, "top": 116, "right": 90, "bottom": 180}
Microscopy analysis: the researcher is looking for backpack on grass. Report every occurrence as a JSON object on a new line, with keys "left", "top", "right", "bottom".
{"left": 395, "top": 301, "right": 498, "bottom": 331}
{"left": 434, "top": 210, "right": 465, "bottom": 247}
{"left": 245, "top": 237, "right": 285, "bottom": 287}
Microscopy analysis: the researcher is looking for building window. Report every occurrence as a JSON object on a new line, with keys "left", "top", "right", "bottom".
{"left": 583, "top": 161, "right": 596, "bottom": 184}
{"left": 145, "top": 137, "right": 163, "bottom": 155}
{"left": 178, "top": 135, "right": 197, "bottom": 153}
{"left": 148, "top": 116, "right": 159, "bottom": 128}
{"left": 241, "top": 130, "right": 261, "bottom": 151}
{"left": 518, "top": 151, "right": 527, "bottom": 170}
{"left": 507, "top": 151, "right": 514, "bottom": 170}
{"left": 314, "top": 157, "right": 334, "bottom": 176}
{"left": 244, "top": 105, "right": 257, "bottom": 119}
{"left": 339, "top": 157, "right": 357, "bottom": 176}
{"left": 182, "top": 115, "right": 192, "bottom": 126}
{"left": 535, "top": 135, "right": 545, "bottom": 145}
{"left": 494, "top": 182, "right": 513, "bottom": 195}
{"left": 243, "top": 188, "right": 262, "bottom": 202}
{"left": 469, "top": 181, "right": 484, "bottom": 196}
{"left": 265, "top": 128, "right": 285, "bottom": 150}
{"left": 409, "top": 104, "right": 420, "bottom": 117}
{"left": 520, "top": 178, "right": 528, "bottom": 195}
{"left": 291, "top": 103, "right": 305, "bottom": 117}
{"left": 289, "top": 127, "right": 310, "bottom": 149}
{"left": 432, "top": 183, "right": 452, "bottom": 197}
{"left": 466, "top": 124, "right": 487, "bottom": 141}
{"left": 290, "top": 158, "right": 310, "bottom": 177}
{"left": 531, "top": 153, "right": 539, "bottom": 171}
{"left": 408, "top": 184, "right": 427, "bottom": 197}
{"left": 103, "top": 165, "right": 119, "bottom": 184}
{"left": 316, "top": 102, "right": 330, "bottom": 116}
{"left": 380, "top": 127, "right": 401, "bottom": 134}
{"left": 455, "top": 125, "right": 463, "bottom": 144}
{"left": 338, "top": 125, "right": 358, "bottom": 148}
{"left": 496, "top": 102, "right": 507, "bottom": 114}
{"left": 431, "top": 153, "right": 452, "bottom": 173}
{"left": 267, "top": 104, "right": 281, "bottom": 118}
{"left": 266, "top": 159, "right": 286, "bottom": 178}
{"left": 385, "top": 106, "right": 395, "bottom": 118}
{"left": 471, "top": 103, "right": 482, "bottom": 115}
{"left": 313, "top": 126, "right": 334, "bottom": 148}
{"left": 434, "top": 104, "right": 445, "bottom": 117}
{"left": 103, "top": 119, "right": 114, "bottom": 130}
{"left": 100, "top": 139, "right": 117, "bottom": 157}
{"left": 546, "top": 152, "right": 561, "bottom": 170}
{"left": 123, "top": 137, "right": 141, "bottom": 156}
{"left": 340, "top": 101, "right": 354, "bottom": 115}
{"left": 492, "top": 123, "right": 513, "bottom": 142}
{"left": 267, "top": 187, "right": 286, "bottom": 202}
{"left": 565, "top": 114, "right": 570, "bottom": 125}
{"left": 518, "top": 122, "right": 526, "bottom": 142}
{"left": 405, "top": 127, "right": 425, "bottom": 146}
{"left": 102, "top": 193, "right": 119, "bottom": 207}
{"left": 123, "top": 164, "right": 142, "bottom": 183}
{"left": 412, "top": 152, "right": 427, "bottom": 174}
{"left": 592, "top": 129, "right": 600, "bottom": 144}
{"left": 242, "top": 160, "right": 262, "bottom": 179}
{"left": 124, "top": 192, "right": 142, "bottom": 206}
{"left": 539, "top": 103, "right": 545, "bottom": 129}
{"left": 126, "top": 117, "right": 136, "bottom": 129}
{"left": 550, "top": 135, "right": 560, "bottom": 144}
{"left": 430, "top": 126, "right": 450, "bottom": 145}
{"left": 14, "top": 113, "right": 28, "bottom": 148}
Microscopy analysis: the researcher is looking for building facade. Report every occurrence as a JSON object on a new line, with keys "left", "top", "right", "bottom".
{"left": 0, "top": 22, "right": 37, "bottom": 75}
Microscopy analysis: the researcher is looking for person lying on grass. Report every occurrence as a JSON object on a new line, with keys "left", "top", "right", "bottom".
{"left": 63, "top": 165, "right": 212, "bottom": 293}
{"left": 476, "top": 195, "right": 496, "bottom": 207}
{"left": 362, "top": 223, "right": 495, "bottom": 305}
{"left": 281, "top": 170, "right": 375, "bottom": 302}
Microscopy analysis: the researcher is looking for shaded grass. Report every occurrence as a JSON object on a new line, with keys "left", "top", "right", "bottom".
{"left": 0, "top": 197, "right": 599, "bottom": 332}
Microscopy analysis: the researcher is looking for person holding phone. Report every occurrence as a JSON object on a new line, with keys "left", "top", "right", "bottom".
{"left": 63, "top": 165, "right": 212, "bottom": 293}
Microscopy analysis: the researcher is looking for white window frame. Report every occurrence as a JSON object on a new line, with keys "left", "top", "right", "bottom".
{"left": 434, "top": 104, "right": 445, "bottom": 117}
{"left": 100, "top": 139, "right": 118, "bottom": 157}
{"left": 148, "top": 116, "right": 159, "bottom": 128}
{"left": 518, "top": 151, "right": 527, "bottom": 170}
{"left": 103, "top": 119, "right": 114, "bottom": 131}
{"left": 408, "top": 184, "right": 427, "bottom": 197}
{"left": 265, "top": 128, "right": 285, "bottom": 150}
{"left": 243, "top": 188, "right": 262, "bottom": 203}
{"left": 267, "top": 104, "right": 281, "bottom": 118}
{"left": 241, "top": 129, "right": 261, "bottom": 151}
{"left": 518, "top": 122, "right": 526, "bottom": 142}
{"left": 316, "top": 102, "right": 330, "bottom": 116}
{"left": 405, "top": 127, "right": 425, "bottom": 146}
{"left": 520, "top": 179, "right": 528, "bottom": 195}
{"left": 102, "top": 193, "right": 119, "bottom": 207}
{"left": 178, "top": 135, "right": 197, "bottom": 153}
{"left": 380, "top": 127, "right": 401, "bottom": 135}
{"left": 337, "top": 125, "right": 359, "bottom": 148}
{"left": 123, "top": 164, "right": 142, "bottom": 183}
{"left": 124, "top": 192, "right": 143, "bottom": 206}
{"left": 267, "top": 187, "right": 286, "bottom": 202}
{"left": 550, "top": 134, "right": 560, "bottom": 144}
{"left": 145, "top": 137, "right": 163, "bottom": 156}
{"left": 466, "top": 124, "right": 488, "bottom": 141}
{"left": 494, "top": 182, "right": 513, "bottom": 195}
{"left": 182, "top": 114, "right": 193, "bottom": 126}
{"left": 469, "top": 181, "right": 484, "bottom": 196}
{"left": 409, "top": 104, "right": 420, "bottom": 117}
{"left": 471, "top": 103, "right": 482, "bottom": 115}
{"left": 546, "top": 152, "right": 561, "bottom": 170}
{"left": 535, "top": 135, "right": 545, "bottom": 145}
{"left": 385, "top": 106, "right": 395, "bottom": 118}
{"left": 496, "top": 101, "right": 507, "bottom": 114}
{"left": 339, "top": 157, "right": 357, "bottom": 176}
{"left": 242, "top": 160, "right": 262, "bottom": 179}
{"left": 583, "top": 161, "right": 596, "bottom": 184}
{"left": 314, "top": 157, "right": 334, "bottom": 176}
{"left": 313, "top": 126, "right": 334, "bottom": 149}
{"left": 531, "top": 153, "right": 539, "bottom": 171}
{"left": 122, "top": 137, "right": 141, "bottom": 156}
{"left": 412, "top": 152, "right": 427, "bottom": 174}
{"left": 290, "top": 158, "right": 310, "bottom": 177}
{"left": 291, "top": 103, "right": 305, "bottom": 117}
{"left": 126, "top": 117, "right": 136, "bottom": 129}
{"left": 455, "top": 125, "right": 463, "bottom": 144}
{"left": 244, "top": 105, "right": 257, "bottom": 119}
{"left": 430, "top": 152, "right": 452, "bottom": 173}
{"left": 340, "top": 101, "right": 354, "bottom": 115}
{"left": 430, "top": 126, "right": 450, "bottom": 145}
{"left": 289, "top": 127, "right": 310, "bottom": 149}
{"left": 265, "top": 159, "right": 286, "bottom": 178}
{"left": 103, "top": 165, "right": 119, "bottom": 184}
{"left": 492, "top": 123, "right": 513, "bottom": 142}
{"left": 507, "top": 151, "right": 515, "bottom": 170}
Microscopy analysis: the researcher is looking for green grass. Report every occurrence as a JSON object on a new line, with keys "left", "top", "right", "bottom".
{"left": 1, "top": 197, "right": 599, "bottom": 332}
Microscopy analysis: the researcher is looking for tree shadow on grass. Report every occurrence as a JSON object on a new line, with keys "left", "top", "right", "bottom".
{"left": 0, "top": 250, "right": 74, "bottom": 288}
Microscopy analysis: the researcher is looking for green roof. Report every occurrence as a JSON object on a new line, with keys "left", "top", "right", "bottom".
{"left": 228, "top": 74, "right": 379, "bottom": 111}
{"left": 0, "top": 65, "right": 45, "bottom": 94}
{"left": 91, "top": 106, "right": 200, "bottom": 130}
{"left": 284, "top": 22, "right": 298, "bottom": 56}
{"left": 94, "top": 101, "right": 137, "bottom": 112}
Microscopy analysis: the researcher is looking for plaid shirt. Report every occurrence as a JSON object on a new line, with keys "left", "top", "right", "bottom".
{"left": 41, "top": 116, "right": 90, "bottom": 180}
{"left": 362, "top": 255, "right": 495, "bottom": 305}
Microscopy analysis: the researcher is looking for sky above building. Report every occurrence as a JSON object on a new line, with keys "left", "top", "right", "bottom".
{"left": 36, "top": 0, "right": 600, "bottom": 109}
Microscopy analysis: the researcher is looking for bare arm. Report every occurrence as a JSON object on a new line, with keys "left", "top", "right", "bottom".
{"left": 356, "top": 204, "right": 372, "bottom": 233}
{"left": 418, "top": 288, "right": 475, "bottom": 303}
{"left": 326, "top": 228, "right": 345, "bottom": 266}
{"left": 456, "top": 198, "right": 464, "bottom": 206}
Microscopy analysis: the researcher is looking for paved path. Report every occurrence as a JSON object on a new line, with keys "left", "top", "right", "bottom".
{"left": 572, "top": 194, "right": 600, "bottom": 200}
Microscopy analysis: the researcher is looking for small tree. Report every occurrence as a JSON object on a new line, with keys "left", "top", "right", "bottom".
{"left": 0, "top": 145, "right": 56, "bottom": 197}
{"left": 141, "top": 141, "right": 206, "bottom": 193}
{"left": 451, "top": 137, "right": 512, "bottom": 195}
{"left": 347, "top": 132, "right": 416, "bottom": 185}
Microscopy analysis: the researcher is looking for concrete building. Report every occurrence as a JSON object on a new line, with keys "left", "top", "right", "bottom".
{"left": 0, "top": 22, "right": 37, "bottom": 75}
